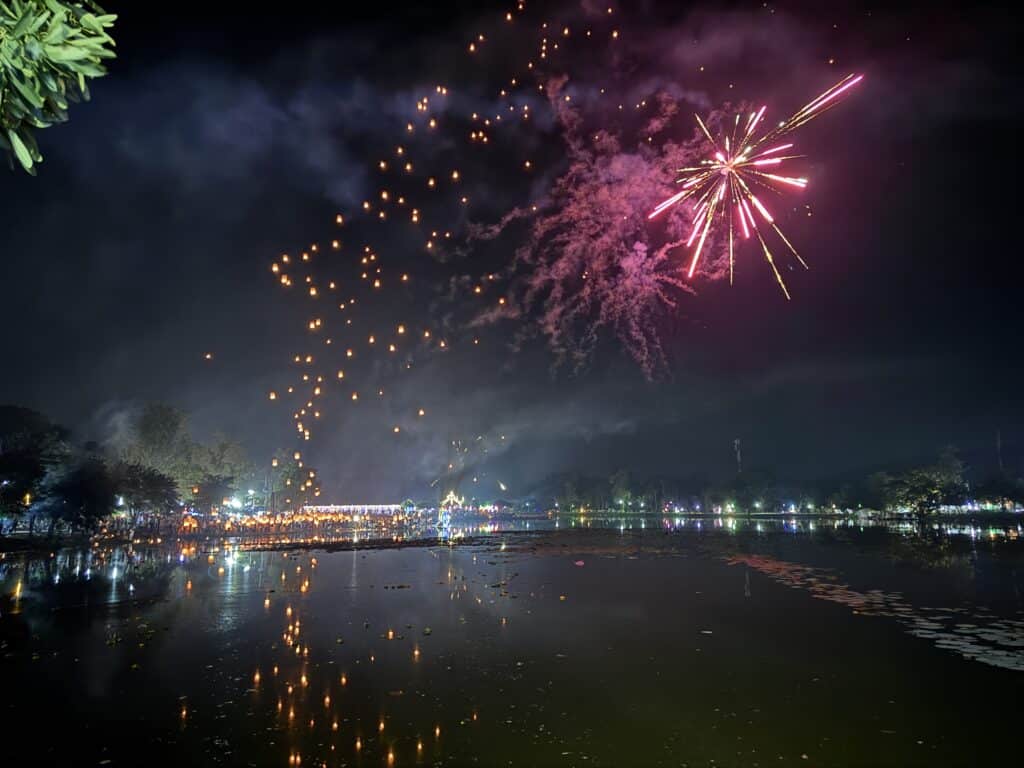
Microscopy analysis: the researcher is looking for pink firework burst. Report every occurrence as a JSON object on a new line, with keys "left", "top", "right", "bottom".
{"left": 649, "top": 73, "right": 863, "bottom": 298}
{"left": 468, "top": 81, "right": 711, "bottom": 378}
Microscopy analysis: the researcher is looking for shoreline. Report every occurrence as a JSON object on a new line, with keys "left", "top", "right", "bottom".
{"left": 2, "top": 507, "right": 1021, "bottom": 557}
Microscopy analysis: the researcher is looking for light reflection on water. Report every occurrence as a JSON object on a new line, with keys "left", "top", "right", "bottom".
{"left": 1, "top": 514, "right": 1022, "bottom": 767}
{"left": 3, "top": 512, "right": 1020, "bottom": 600}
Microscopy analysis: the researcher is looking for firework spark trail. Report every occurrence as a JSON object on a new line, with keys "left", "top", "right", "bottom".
{"left": 649, "top": 74, "right": 863, "bottom": 297}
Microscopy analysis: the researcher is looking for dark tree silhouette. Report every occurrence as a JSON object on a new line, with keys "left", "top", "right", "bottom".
{"left": 45, "top": 457, "right": 117, "bottom": 534}
{"left": 0, "top": 406, "right": 70, "bottom": 531}
{"left": 114, "top": 462, "right": 179, "bottom": 521}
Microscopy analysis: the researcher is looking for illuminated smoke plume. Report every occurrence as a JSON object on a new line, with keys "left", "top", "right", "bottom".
{"left": 468, "top": 77, "right": 724, "bottom": 378}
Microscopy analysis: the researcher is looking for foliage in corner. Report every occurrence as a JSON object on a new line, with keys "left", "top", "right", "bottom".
{"left": 0, "top": 0, "right": 116, "bottom": 174}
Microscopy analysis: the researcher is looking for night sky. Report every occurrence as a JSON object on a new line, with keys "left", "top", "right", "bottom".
{"left": 1, "top": 0, "right": 1020, "bottom": 499}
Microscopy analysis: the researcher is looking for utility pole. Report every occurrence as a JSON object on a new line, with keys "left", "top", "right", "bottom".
{"left": 734, "top": 438, "right": 743, "bottom": 475}
{"left": 997, "top": 429, "right": 1005, "bottom": 474}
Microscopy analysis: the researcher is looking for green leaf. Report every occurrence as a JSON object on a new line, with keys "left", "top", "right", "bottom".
{"left": 11, "top": 9, "right": 35, "bottom": 37}
{"left": 7, "top": 128, "right": 33, "bottom": 171}
{"left": 24, "top": 37, "right": 43, "bottom": 61}
{"left": 29, "top": 9, "right": 51, "bottom": 33}
{"left": 39, "top": 69, "right": 58, "bottom": 91}
{"left": 69, "top": 61, "right": 105, "bottom": 77}
{"left": 43, "top": 18, "right": 69, "bottom": 44}
{"left": 9, "top": 71, "right": 44, "bottom": 109}
{"left": 79, "top": 12, "right": 102, "bottom": 33}
{"left": 43, "top": 43, "right": 93, "bottom": 61}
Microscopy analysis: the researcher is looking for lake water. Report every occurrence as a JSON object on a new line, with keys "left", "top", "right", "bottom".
{"left": 2, "top": 515, "right": 1022, "bottom": 766}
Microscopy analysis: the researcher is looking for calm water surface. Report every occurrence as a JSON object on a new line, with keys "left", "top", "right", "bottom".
{"left": 2, "top": 516, "right": 1022, "bottom": 767}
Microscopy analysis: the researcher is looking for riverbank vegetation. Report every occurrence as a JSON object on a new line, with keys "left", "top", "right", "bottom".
{"left": 548, "top": 448, "right": 1024, "bottom": 516}
{"left": 0, "top": 403, "right": 308, "bottom": 542}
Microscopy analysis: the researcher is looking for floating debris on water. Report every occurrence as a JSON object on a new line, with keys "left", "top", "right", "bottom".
{"left": 728, "top": 554, "right": 1024, "bottom": 672}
